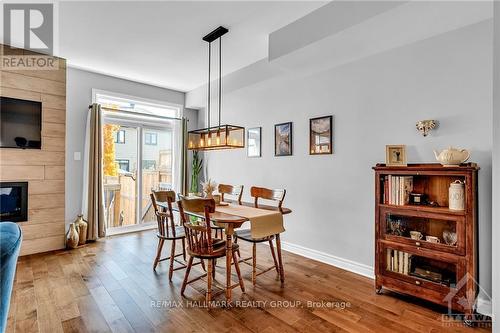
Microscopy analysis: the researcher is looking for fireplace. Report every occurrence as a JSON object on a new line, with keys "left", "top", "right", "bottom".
{"left": 0, "top": 182, "right": 28, "bottom": 222}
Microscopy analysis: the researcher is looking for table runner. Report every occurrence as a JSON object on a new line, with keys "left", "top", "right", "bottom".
{"left": 215, "top": 204, "right": 284, "bottom": 238}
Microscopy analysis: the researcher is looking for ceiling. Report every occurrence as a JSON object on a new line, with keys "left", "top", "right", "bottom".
{"left": 58, "top": 1, "right": 326, "bottom": 92}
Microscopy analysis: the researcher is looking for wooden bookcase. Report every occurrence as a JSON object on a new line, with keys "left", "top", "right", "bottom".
{"left": 373, "top": 163, "right": 479, "bottom": 318}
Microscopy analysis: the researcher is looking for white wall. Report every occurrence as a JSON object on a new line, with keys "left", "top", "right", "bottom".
{"left": 492, "top": 1, "right": 499, "bottom": 329}
{"left": 66, "top": 68, "right": 196, "bottom": 224}
{"left": 197, "top": 21, "right": 493, "bottom": 296}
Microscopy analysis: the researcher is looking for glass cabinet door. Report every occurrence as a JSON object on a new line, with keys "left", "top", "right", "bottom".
{"left": 380, "top": 208, "right": 465, "bottom": 255}
{"left": 379, "top": 243, "right": 465, "bottom": 298}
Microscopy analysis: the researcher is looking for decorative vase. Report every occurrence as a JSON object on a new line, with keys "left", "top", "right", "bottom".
{"left": 449, "top": 180, "right": 465, "bottom": 211}
{"left": 74, "top": 214, "right": 88, "bottom": 245}
{"left": 201, "top": 179, "right": 217, "bottom": 199}
{"left": 443, "top": 230, "right": 458, "bottom": 246}
{"left": 67, "top": 223, "right": 79, "bottom": 249}
{"left": 433, "top": 147, "right": 470, "bottom": 167}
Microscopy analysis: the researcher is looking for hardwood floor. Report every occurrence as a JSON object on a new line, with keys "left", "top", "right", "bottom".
{"left": 6, "top": 230, "right": 490, "bottom": 333}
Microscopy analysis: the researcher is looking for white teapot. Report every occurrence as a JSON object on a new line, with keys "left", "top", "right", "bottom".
{"left": 433, "top": 147, "right": 470, "bottom": 167}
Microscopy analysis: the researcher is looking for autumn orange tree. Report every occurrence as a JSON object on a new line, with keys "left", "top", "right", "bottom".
{"left": 103, "top": 124, "right": 120, "bottom": 176}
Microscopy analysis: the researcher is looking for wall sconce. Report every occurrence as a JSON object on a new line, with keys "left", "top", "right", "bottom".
{"left": 416, "top": 120, "right": 437, "bottom": 137}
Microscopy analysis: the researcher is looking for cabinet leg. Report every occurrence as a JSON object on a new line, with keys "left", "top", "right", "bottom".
{"left": 375, "top": 286, "right": 383, "bottom": 294}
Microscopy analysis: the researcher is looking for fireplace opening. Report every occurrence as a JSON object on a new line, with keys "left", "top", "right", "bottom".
{"left": 0, "top": 182, "right": 28, "bottom": 222}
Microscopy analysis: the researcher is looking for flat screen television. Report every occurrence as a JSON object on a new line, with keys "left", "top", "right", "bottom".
{"left": 0, "top": 97, "right": 42, "bottom": 149}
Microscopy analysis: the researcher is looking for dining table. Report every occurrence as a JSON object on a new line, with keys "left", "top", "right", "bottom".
{"left": 157, "top": 199, "right": 292, "bottom": 302}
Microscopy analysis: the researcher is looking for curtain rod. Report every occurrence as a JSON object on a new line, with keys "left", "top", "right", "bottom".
{"left": 88, "top": 104, "right": 185, "bottom": 121}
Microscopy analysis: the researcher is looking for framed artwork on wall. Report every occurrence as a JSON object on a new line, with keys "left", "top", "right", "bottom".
{"left": 310, "top": 115, "right": 333, "bottom": 155}
{"left": 275, "top": 122, "right": 293, "bottom": 156}
{"left": 247, "top": 127, "right": 262, "bottom": 157}
{"left": 386, "top": 145, "right": 407, "bottom": 166}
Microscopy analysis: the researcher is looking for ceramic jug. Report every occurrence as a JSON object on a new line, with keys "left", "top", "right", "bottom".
{"left": 74, "top": 214, "right": 88, "bottom": 245}
{"left": 67, "top": 223, "right": 79, "bottom": 249}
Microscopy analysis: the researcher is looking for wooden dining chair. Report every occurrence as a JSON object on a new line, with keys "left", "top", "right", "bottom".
{"left": 178, "top": 197, "right": 244, "bottom": 304}
{"left": 218, "top": 184, "right": 244, "bottom": 205}
{"left": 211, "top": 184, "right": 244, "bottom": 238}
{"left": 234, "top": 186, "right": 286, "bottom": 286}
{"left": 151, "top": 190, "right": 188, "bottom": 281}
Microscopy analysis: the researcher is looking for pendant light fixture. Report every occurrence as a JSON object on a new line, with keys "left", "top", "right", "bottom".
{"left": 188, "top": 26, "right": 245, "bottom": 151}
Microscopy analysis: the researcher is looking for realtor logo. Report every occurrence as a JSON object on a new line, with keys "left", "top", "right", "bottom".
{"left": 3, "top": 3, "right": 54, "bottom": 54}
{"left": 441, "top": 273, "right": 492, "bottom": 328}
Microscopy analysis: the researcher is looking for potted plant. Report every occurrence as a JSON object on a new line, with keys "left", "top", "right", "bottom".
{"left": 189, "top": 151, "right": 203, "bottom": 196}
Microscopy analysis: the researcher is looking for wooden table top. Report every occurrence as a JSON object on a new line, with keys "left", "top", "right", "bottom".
{"left": 157, "top": 200, "right": 291, "bottom": 223}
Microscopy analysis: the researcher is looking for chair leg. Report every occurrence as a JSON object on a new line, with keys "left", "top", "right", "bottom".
{"left": 232, "top": 251, "right": 245, "bottom": 293}
{"left": 153, "top": 238, "right": 165, "bottom": 270}
{"left": 211, "top": 259, "right": 216, "bottom": 279}
{"left": 268, "top": 239, "right": 280, "bottom": 278}
{"left": 206, "top": 259, "right": 212, "bottom": 305}
{"left": 275, "top": 234, "right": 285, "bottom": 286}
{"left": 181, "top": 238, "right": 186, "bottom": 261}
{"left": 181, "top": 256, "right": 194, "bottom": 296}
{"left": 234, "top": 236, "right": 240, "bottom": 258}
{"left": 252, "top": 243, "right": 257, "bottom": 286}
{"left": 200, "top": 259, "right": 206, "bottom": 272}
{"left": 168, "top": 239, "right": 176, "bottom": 281}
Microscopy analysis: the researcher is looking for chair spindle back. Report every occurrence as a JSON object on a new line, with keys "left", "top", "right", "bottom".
{"left": 178, "top": 198, "right": 216, "bottom": 255}
{"left": 250, "top": 186, "right": 286, "bottom": 211}
{"left": 218, "top": 184, "right": 244, "bottom": 205}
{"left": 151, "top": 190, "right": 177, "bottom": 238}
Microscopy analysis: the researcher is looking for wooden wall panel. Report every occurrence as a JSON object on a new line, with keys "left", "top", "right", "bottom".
{"left": 28, "top": 208, "right": 65, "bottom": 224}
{"left": 20, "top": 236, "right": 66, "bottom": 256}
{"left": 0, "top": 166, "right": 45, "bottom": 181}
{"left": 42, "top": 137, "right": 65, "bottom": 152}
{"left": 29, "top": 180, "right": 65, "bottom": 194}
{"left": 42, "top": 122, "right": 65, "bottom": 138}
{"left": 1, "top": 44, "right": 66, "bottom": 256}
{"left": 44, "top": 166, "right": 65, "bottom": 180}
{"left": 0, "top": 86, "right": 41, "bottom": 101}
{"left": 1, "top": 72, "right": 65, "bottom": 96}
{"left": 28, "top": 194, "right": 65, "bottom": 210}
{"left": 41, "top": 94, "right": 65, "bottom": 110}
{"left": 0, "top": 150, "right": 65, "bottom": 166}
{"left": 43, "top": 107, "right": 66, "bottom": 124}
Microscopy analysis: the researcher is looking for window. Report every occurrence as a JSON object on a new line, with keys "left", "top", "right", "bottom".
{"left": 115, "top": 159, "right": 130, "bottom": 172}
{"left": 115, "top": 130, "right": 125, "bottom": 144}
{"left": 145, "top": 132, "right": 157, "bottom": 145}
{"left": 142, "top": 160, "right": 156, "bottom": 170}
{"left": 96, "top": 90, "right": 182, "bottom": 230}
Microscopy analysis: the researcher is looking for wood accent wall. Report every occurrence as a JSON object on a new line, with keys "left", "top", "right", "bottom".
{"left": 0, "top": 45, "right": 66, "bottom": 255}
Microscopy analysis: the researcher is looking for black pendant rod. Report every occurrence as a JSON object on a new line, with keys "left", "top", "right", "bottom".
{"left": 207, "top": 42, "right": 211, "bottom": 128}
{"left": 203, "top": 26, "right": 228, "bottom": 129}
{"left": 218, "top": 36, "right": 222, "bottom": 127}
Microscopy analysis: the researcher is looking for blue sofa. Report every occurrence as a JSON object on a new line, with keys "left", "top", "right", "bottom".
{"left": 0, "top": 222, "right": 22, "bottom": 333}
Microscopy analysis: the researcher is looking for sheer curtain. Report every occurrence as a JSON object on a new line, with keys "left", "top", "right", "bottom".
{"left": 81, "top": 103, "right": 106, "bottom": 240}
{"left": 172, "top": 117, "right": 188, "bottom": 196}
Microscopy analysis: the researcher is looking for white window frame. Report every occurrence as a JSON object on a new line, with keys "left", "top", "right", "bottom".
{"left": 93, "top": 89, "right": 183, "bottom": 235}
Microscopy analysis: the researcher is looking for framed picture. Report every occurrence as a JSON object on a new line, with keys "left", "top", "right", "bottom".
{"left": 247, "top": 127, "right": 262, "bottom": 157}
{"left": 275, "top": 122, "right": 292, "bottom": 156}
{"left": 310, "top": 115, "right": 333, "bottom": 155}
{"left": 386, "top": 145, "right": 407, "bottom": 166}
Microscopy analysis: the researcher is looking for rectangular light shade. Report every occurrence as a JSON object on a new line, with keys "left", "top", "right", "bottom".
{"left": 188, "top": 124, "right": 245, "bottom": 151}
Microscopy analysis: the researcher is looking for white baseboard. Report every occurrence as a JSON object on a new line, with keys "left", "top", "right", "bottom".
{"left": 477, "top": 296, "right": 492, "bottom": 317}
{"left": 281, "top": 240, "right": 492, "bottom": 317}
{"left": 281, "top": 241, "right": 374, "bottom": 279}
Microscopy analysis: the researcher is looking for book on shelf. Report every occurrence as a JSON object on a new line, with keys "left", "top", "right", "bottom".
{"left": 387, "top": 249, "right": 411, "bottom": 275}
{"left": 382, "top": 176, "right": 413, "bottom": 206}
{"left": 403, "top": 252, "right": 409, "bottom": 275}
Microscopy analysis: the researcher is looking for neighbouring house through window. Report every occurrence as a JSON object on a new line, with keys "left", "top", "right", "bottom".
{"left": 115, "top": 159, "right": 130, "bottom": 172}
{"left": 143, "top": 160, "right": 156, "bottom": 170}
{"left": 145, "top": 132, "right": 157, "bottom": 145}
{"left": 115, "top": 129, "right": 125, "bottom": 143}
